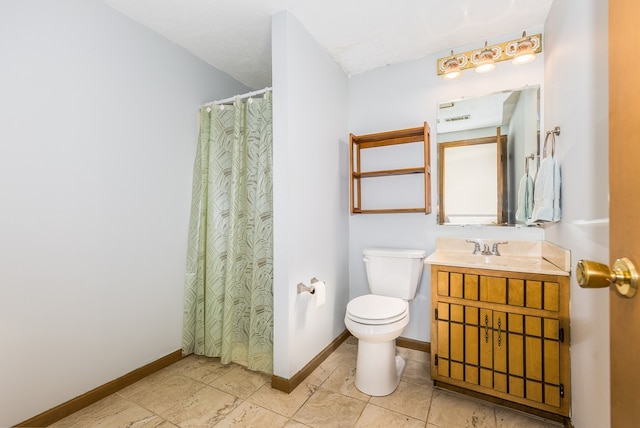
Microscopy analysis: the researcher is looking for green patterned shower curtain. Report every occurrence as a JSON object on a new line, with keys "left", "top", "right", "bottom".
{"left": 182, "top": 92, "right": 273, "bottom": 374}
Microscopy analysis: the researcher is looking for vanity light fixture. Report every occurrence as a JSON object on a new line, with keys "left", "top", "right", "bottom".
{"left": 512, "top": 31, "right": 537, "bottom": 64}
{"left": 442, "top": 50, "right": 462, "bottom": 80}
{"left": 474, "top": 41, "right": 497, "bottom": 73}
{"left": 437, "top": 32, "right": 542, "bottom": 80}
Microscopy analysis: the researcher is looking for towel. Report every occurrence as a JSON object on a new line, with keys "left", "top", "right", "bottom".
{"left": 515, "top": 173, "right": 534, "bottom": 223}
{"left": 531, "top": 156, "right": 561, "bottom": 222}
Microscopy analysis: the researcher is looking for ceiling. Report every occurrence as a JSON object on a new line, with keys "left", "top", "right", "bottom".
{"left": 105, "top": 0, "right": 553, "bottom": 90}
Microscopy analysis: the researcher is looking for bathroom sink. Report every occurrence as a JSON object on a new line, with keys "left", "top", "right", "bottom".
{"left": 424, "top": 251, "right": 560, "bottom": 274}
{"left": 456, "top": 254, "right": 538, "bottom": 267}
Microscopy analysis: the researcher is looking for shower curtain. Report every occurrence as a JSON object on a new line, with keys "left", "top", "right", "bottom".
{"left": 182, "top": 92, "right": 273, "bottom": 374}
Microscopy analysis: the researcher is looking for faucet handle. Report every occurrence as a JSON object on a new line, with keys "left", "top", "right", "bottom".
{"left": 466, "top": 239, "right": 482, "bottom": 255}
{"left": 491, "top": 241, "right": 509, "bottom": 256}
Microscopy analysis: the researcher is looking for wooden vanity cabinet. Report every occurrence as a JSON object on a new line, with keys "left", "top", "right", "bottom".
{"left": 430, "top": 265, "right": 570, "bottom": 418}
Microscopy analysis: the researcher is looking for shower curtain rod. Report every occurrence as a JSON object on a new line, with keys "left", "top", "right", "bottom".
{"left": 201, "top": 87, "right": 272, "bottom": 108}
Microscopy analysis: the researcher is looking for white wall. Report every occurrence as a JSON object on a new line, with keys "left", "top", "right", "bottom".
{"left": 271, "top": 11, "right": 350, "bottom": 378}
{"left": 348, "top": 30, "right": 545, "bottom": 342}
{"left": 0, "top": 1, "right": 248, "bottom": 425}
{"left": 544, "top": 0, "right": 610, "bottom": 426}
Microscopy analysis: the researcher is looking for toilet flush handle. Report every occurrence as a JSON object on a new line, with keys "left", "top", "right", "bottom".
{"left": 363, "top": 257, "right": 370, "bottom": 263}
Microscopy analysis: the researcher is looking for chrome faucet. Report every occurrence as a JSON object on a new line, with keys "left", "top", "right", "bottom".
{"left": 481, "top": 244, "right": 492, "bottom": 255}
{"left": 491, "top": 241, "right": 508, "bottom": 256}
{"left": 466, "top": 239, "right": 482, "bottom": 255}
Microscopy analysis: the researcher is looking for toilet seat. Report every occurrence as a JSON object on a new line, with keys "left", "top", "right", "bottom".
{"left": 346, "top": 294, "right": 408, "bottom": 325}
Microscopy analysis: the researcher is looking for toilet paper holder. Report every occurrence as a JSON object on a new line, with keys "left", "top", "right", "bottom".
{"left": 297, "top": 277, "right": 321, "bottom": 294}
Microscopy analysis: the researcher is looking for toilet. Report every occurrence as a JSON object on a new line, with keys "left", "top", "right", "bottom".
{"left": 344, "top": 248, "right": 426, "bottom": 396}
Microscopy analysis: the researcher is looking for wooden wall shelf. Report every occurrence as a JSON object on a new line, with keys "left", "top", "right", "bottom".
{"left": 349, "top": 123, "right": 431, "bottom": 214}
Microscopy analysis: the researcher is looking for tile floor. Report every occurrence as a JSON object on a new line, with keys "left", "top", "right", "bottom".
{"left": 50, "top": 337, "right": 563, "bottom": 427}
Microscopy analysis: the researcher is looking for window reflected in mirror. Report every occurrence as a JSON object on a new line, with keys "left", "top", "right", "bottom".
{"left": 437, "top": 86, "right": 540, "bottom": 226}
{"left": 438, "top": 133, "right": 507, "bottom": 225}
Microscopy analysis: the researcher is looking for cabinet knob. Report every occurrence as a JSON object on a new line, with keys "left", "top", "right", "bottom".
{"left": 576, "top": 257, "right": 638, "bottom": 298}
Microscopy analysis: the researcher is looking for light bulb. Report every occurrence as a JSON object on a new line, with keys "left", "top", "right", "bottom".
{"left": 513, "top": 32, "right": 536, "bottom": 64}
{"left": 475, "top": 42, "right": 496, "bottom": 73}
{"left": 442, "top": 54, "right": 462, "bottom": 80}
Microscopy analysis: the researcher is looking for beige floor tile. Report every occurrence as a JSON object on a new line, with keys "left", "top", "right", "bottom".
{"left": 495, "top": 407, "right": 563, "bottom": 427}
{"left": 321, "top": 342, "right": 358, "bottom": 372}
{"left": 157, "top": 384, "right": 242, "bottom": 427}
{"left": 401, "top": 358, "right": 431, "bottom": 387}
{"left": 293, "top": 388, "right": 366, "bottom": 427}
{"left": 397, "top": 346, "right": 430, "bottom": 364}
{"left": 215, "top": 401, "right": 290, "bottom": 427}
{"left": 306, "top": 363, "right": 334, "bottom": 387}
{"left": 320, "top": 365, "right": 370, "bottom": 402}
{"left": 248, "top": 382, "right": 318, "bottom": 418}
{"left": 145, "top": 419, "right": 178, "bottom": 427}
{"left": 127, "top": 373, "right": 208, "bottom": 415}
{"left": 285, "top": 420, "right": 312, "bottom": 427}
{"left": 427, "top": 388, "right": 497, "bottom": 428}
{"left": 344, "top": 335, "right": 358, "bottom": 345}
{"left": 369, "top": 380, "right": 433, "bottom": 421}
{"left": 354, "top": 403, "right": 424, "bottom": 428}
{"left": 50, "top": 394, "right": 173, "bottom": 428}
{"left": 168, "top": 354, "right": 234, "bottom": 384}
{"left": 117, "top": 367, "right": 176, "bottom": 399}
{"left": 209, "top": 365, "right": 270, "bottom": 399}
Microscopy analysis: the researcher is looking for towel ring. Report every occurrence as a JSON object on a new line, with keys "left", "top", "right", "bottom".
{"left": 543, "top": 126, "right": 560, "bottom": 158}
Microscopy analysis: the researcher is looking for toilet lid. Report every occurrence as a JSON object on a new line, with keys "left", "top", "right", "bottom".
{"left": 346, "top": 294, "right": 408, "bottom": 325}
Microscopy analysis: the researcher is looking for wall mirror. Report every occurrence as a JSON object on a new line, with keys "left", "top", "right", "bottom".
{"left": 436, "top": 86, "right": 539, "bottom": 226}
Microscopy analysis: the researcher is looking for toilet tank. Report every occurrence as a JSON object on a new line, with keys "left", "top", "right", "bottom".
{"left": 363, "top": 248, "right": 426, "bottom": 299}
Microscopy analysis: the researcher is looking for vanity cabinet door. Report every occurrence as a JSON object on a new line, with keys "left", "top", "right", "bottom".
{"left": 436, "top": 302, "right": 508, "bottom": 388}
{"left": 431, "top": 266, "right": 570, "bottom": 418}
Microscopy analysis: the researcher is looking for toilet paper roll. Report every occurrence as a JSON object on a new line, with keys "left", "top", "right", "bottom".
{"left": 313, "top": 280, "right": 326, "bottom": 308}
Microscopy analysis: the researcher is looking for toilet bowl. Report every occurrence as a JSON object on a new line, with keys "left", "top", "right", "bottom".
{"left": 345, "top": 294, "right": 411, "bottom": 396}
{"left": 344, "top": 247, "right": 424, "bottom": 396}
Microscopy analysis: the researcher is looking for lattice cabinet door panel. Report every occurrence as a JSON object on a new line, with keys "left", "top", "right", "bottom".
{"left": 464, "top": 306, "right": 480, "bottom": 385}
{"left": 493, "top": 311, "right": 508, "bottom": 394}
{"left": 479, "top": 308, "right": 493, "bottom": 389}
{"left": 507, "top": 313, "right": 525, "bottom": 398}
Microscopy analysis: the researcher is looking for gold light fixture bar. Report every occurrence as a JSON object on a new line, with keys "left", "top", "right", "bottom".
{"left": 437, "top": 33, "right": 542, "bottom": 76}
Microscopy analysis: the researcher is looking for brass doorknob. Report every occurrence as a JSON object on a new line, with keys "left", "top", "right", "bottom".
{"left": 576, "top": 257, "right": 638, "bottom": 298}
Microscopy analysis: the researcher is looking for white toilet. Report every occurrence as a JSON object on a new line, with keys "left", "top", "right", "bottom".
{"left": 344, "top": 248, "right": 426, "bottom": 396}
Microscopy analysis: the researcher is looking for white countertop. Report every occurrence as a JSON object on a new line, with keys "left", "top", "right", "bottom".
{"left": 425, "top": 251, "right": 569, "bottom": 276}
{"left": 424, "top": 238, "right": 571, "bottom": 276}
